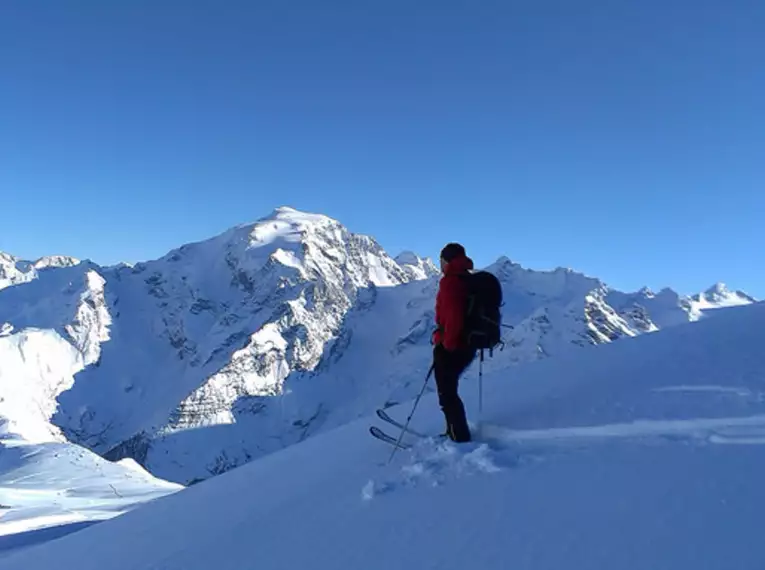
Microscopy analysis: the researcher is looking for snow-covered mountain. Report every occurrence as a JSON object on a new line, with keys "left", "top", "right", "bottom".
{"left": 3, "top": 300, "right": 764, "bottom": 569}
{"left": 0, "top": 207, "right": 431, "bottom": 484}
{"left": 394, "top": 251, "right": 439, "bottom": 280}
{"left": 0, "top": 253, "right": 80, "bottom": 291}
{"left": 0, "top": 206, "right": 757, "bottom": 487}
{"left": 690, "top": 282, "right": 756, "bottom": 310}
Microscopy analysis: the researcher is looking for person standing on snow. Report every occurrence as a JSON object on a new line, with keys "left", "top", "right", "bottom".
{"left": 431, "top": 242, "right": 477, "bottom": 443}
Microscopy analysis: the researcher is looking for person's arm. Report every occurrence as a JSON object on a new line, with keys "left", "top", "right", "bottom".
{"left": 439, "top": 276, "right": 466, "bottom": 351}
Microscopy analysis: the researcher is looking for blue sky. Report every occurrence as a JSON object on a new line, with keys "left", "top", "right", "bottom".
{"left": 1, "top": 0, "right": 763, "bottom": 296}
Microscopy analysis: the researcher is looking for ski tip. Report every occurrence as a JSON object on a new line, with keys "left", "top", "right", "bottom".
{"left": 369, "top": 425, "right": 411, "bottom": 450}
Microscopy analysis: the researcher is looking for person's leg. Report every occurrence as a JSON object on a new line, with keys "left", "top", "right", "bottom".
{"left": 433, "top": 346, "right": 453, "bottom": 434}
{"left": 433, "top": 346, "right": 473, "bottom": 442}
{"left": 448, "top": 348, "right": 475, "bottom": 442}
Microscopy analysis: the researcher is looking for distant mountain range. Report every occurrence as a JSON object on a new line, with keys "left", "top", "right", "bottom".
{"left": 0, "top": 206, "right": 756, "bottom": 485}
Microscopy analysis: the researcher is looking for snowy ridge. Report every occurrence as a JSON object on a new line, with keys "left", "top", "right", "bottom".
{"left": 2, "top": 302, "right": 765, "bottom": 569}
{"left": 0, "top": 207, "right": 758, "bottom": 487}
{"left": 63, "top": 270, "right": 112, "bottom": 367}
{"left": 0, "top": 253, "right": 80, "bottom": 291}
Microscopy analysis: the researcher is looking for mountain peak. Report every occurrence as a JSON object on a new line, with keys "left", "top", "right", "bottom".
{"left": 273, "top": 205, "right": 300, "bottom": 214}
{"left": 262, "top": 205, "right": 336, "bottom": 226}
{"left": 689, "top": 282, "right": 756, "bottom": 310}
{"left": 394, "top": 251, "right": 421, "bottom": 265}
{"left": 704, "top": 282, "right": 729, "bottom": 297}
{"left": 33, "top": 255, "right": 81, "bottom": 270}
{"left": 493, "top": 255, "right": 519, "bottom": 267}
{"left": 1, "top": 252, "right": 81, "bottom": 291}
{"left": 637, "top": 286, "right": 654, "bottom": 297}
{"left": 486, "top": 256, "right": 522, "bottom": 274}
{"left": 395, "top": 251, "right": 439, "bottom": 280}
{"left": 235, "top": 206, "right": 342, "bottom": 251}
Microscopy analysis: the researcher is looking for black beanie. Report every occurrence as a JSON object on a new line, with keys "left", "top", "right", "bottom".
{"left": 440, "top": 242, "right": 466, "bottom": 262}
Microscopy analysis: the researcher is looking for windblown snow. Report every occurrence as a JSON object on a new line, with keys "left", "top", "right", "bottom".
{"left": 0, "top": 205, "right": 759, "bottom": 550}
{"left": 1, "top": 298, "right": 763, "bottom": 569}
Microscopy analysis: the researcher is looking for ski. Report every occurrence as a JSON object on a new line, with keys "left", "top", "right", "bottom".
{"left": 375, "top": 408, "right": 430, "bottom": 439}
{"left": 369, "top": 426, "right": 412, "bottom": 449}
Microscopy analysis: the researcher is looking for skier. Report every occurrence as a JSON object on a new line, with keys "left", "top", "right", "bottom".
{"left": 431, "top": 242, "right": 476, "bottom": 442}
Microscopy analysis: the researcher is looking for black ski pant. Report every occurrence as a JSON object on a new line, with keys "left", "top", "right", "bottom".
{"left": 433, "top": 344, "right": 476, "bottom": 442}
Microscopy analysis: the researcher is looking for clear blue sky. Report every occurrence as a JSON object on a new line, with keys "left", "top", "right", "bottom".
{"left": 1, "top": 0, "right": 763, "bottom": 297}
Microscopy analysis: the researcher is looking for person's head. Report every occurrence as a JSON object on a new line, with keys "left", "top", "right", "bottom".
{"left": 439, "top": 242, "right": 466, "bottom": 273}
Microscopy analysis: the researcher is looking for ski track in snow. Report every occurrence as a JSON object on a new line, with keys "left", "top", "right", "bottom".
{"left": 362, "top": 439, "right": 507, "bottom": 500}
{"left": 362, "top": 411, "right": 765, "bottom": 501}
{"left": 654, "top": 384, "right": 764, "bottom": 400}
{"left": 482, "top": 413, "right": 765, "bottom": 445}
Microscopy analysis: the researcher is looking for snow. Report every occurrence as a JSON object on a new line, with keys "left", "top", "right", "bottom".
{"left": 0, "top": 207, "right": 421, "bottom": 479}
{"left": 689, "top": 282, "right": 756, "bottom": 311}
{"left": 31, "top": 256, "right": 80, "bottom": 271}
{"left": 0, "top": 207, "right": 759, "bottom": 489}
{"left": 0, "top": 435, "right": 182, "bottom": 545}
{"left": 0, "top": 329, "right": 83, "bottom": 443}
{"left": 0, "top": 253, "right": 80, "bottom": 291}
{"left": 394, "top": 251, "right": 439, "bottom": 280}
{"left": 0, "top": 326, "right": 181, "bottom": 544}
{"left": 1, "top": 301, "right": 764, "bottom": 568}
{"left": 0, "top": 204, "right": 760, "bottom": 531}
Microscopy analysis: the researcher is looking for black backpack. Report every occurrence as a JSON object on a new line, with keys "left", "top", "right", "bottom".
{"left": 460, "top": 270, "right": 503, "bottom": 352}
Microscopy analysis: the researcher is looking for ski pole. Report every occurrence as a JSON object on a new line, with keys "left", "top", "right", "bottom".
{"left": 389, "top": 363, "right": 434, "bottom": 463}
{"left": 478, "top": 349, "right": 484, "bottom": 436}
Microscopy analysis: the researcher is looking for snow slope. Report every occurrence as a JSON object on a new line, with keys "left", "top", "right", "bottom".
{"left": 0, "top": 265, "right": 183, "bottom": 541}
{"left": 0, "top": 329, "right": 83, "bottom": 443}
{"left": 2, "top": 301, "right": 764, "bottom": 569}
{"left": 0, "top": 261, "right": 112, "bottom": 443}
{"left": 0, "top": 206, "right": 757, "bottom": 486}
{"left": 0, "top": 436, "right": 182, "bottom": 542}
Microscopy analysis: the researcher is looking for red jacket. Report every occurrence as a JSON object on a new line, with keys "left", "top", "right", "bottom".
{"left": 432, "top": 254, "right": 474, "bottom": 350}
